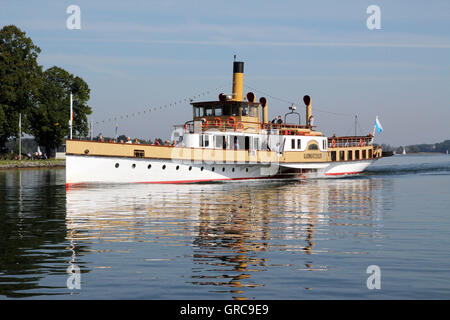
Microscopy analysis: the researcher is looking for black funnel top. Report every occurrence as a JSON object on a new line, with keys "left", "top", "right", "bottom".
{"left": 233, "top": 61, "right": 244, "bottom": 73}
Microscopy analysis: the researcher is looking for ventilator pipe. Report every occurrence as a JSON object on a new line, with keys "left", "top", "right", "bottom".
{"left": 303, "top": 95, "right": 312, "bottom": 127}
{"left": 260, "top": 97, "right": 268, "bottom": 124}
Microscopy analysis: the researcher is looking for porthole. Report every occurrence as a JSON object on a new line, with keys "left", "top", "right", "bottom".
{"left": 176, "top": 165, "right": 180, "bottom": 170}
{"left": 201, "top": 167, "right": 204, "bottom": 171}
{"left": 189, "top": 166, "right": 192, "bottom": 171}
{"left": 222, "top": 167, "right": 225, "bottom": 172}
{"left": 246, "top": 168, "right": 249, "bottom": 172}
{"left": 212, "top": 167, "right": 215, "bottom": 172}
{"left": 232, "top": 168, "right": 235, "bottom": 172}
{"left": 162, "top": 165, "right": 166, "bottom": 170}
{"left": 115, "top": 163, "right": 119, "bottom": 168}
{"left": 132, "top": 164, "right": 136, "bottom": 169}
{"left": 147, "top": 164, "right": 152, "bottom": 169}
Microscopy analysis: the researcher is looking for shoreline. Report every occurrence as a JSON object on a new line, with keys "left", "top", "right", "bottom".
{"left": 0, "top": 159, "right": 66, "bottom": 170}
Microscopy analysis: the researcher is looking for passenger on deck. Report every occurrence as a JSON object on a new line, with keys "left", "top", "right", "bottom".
{"left": 154, "top": 139, "right": 160, "bottom": 146}
{"left": 276, "top": 115, "right": 283, "bottom": 124}
{"left": 134, "top": 138, "right": 140, "bottom": 144}
{"left": 126, "top": 137, "right": 132, "bottom": 144}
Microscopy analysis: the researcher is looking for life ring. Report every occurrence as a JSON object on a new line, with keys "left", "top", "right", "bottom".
{"left": 213, "top": 117, "right": 222, "bottom": 127}
{"left": 359, "top": 138, "right": 364, "bottom": 147}
{"left": 201, "top": 119, "right": 209, "bottom": 128}
{"left": 235, "top": 122, "right": 245, "bottom": 130}
{"left": 331, "top": 139, "right": 336, "bottom": 148}
{"left": 227, "top": 116, "right": 236, "bottom": 128}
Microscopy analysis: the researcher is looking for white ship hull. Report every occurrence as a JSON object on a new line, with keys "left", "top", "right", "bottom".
{"left": 66, "top": 154, "right": 375, "bottom": 186}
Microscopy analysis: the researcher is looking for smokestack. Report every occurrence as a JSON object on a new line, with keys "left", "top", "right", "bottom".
{"left": 232, "top": 61, "right": 244, "bottom": 101}
{"left": 303, "top": 95, "right": 312, "bottom": 127}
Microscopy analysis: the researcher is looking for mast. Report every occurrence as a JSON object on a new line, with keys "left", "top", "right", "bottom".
{"left": 69, "top": 92, "right": 73, "bottom": 140}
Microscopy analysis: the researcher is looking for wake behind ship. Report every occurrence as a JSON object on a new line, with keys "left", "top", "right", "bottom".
{"left": 65, "top": 61, "right": 383, "bottom": 186}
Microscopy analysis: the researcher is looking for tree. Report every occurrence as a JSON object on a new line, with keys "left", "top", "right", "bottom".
{"left": 0, "top": 25, "right": 42, "bottom": 150}
{"left": 28, "top": 66, "right": 92, "bottom": 154}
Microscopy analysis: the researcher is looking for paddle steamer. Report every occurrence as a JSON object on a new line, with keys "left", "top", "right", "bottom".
{"left": 66, "top": 61, "right": 382, "bottom": 185}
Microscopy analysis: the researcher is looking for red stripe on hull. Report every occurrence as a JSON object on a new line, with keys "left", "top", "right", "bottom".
{"left": 325, "top": 171, "right": 361, "bottom": 176}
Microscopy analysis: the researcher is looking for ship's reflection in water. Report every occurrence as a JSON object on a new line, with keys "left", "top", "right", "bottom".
{"left": 66, "top": 177, "right": 390, "bottom": 299}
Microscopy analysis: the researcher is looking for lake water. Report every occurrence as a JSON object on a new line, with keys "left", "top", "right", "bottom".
{"left": 1, "top": 154, "right": 450, "bottom": 299}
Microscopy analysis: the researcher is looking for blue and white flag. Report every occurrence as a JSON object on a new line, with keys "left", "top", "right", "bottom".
{"left": 375, "top": 116, "right": 383, "bottom": 133}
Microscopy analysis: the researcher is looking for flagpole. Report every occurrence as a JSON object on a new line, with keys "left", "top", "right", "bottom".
{"left": 69, "top": 93, "right": 73, "bottom": 140}
{"left": 19, "top": 112, "right": 22, "bottom": 160}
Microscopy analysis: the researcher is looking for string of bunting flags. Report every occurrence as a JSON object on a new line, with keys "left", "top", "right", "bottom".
{"left": 91, "top": 83, "right": 228, "bottom": 127}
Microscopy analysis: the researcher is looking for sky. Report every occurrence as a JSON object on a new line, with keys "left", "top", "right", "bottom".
{"left": 1, "top": 0, "right": 449, "bottom": 146}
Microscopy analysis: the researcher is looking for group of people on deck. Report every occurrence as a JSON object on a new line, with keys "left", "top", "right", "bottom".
{"left": 96, "top": 134, "right": 176, "bottom": 146}
{"left": 271, "top": 115, "right": 283, "bottom": 124}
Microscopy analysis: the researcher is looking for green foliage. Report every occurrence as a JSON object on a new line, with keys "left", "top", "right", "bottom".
{"left": 0, "top": 25, "right": 92, "bottom": 153}
{"left": 28, "top": 66, "right": 92, "bottom": 153}
{"left": 0, "top": 25, "right": 42, "bottom": 148}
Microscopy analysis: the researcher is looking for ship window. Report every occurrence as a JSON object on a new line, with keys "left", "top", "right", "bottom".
{"left": 201, "top": 166, "right": 204, "bottom": 171}
{"left": 242, "top": 105, "right": 249, "bottom": 116}
{"left": 189, "top": 166, "right": 192, "bottom": 171}
{"left": 246, "top": 168, "right": 249, "bottom": 172}
{"left": 134, "top": 150, "right": 145, "bottom": 158}
{"left": 115, "top": 163, "right": 119, "bottom": 168}
{"left": 348, "top": 150, "right": 353, "bottom": 161}
{"left": 355, "top": 150, "right": 360, "bottom": 160}
{"left": 254, "top": 137, "right": 259, "bottom": 150}
{"left": 212, "top": 167, "right": 215, "bottom": 172}
{"left": 132, "top": 164, "right": 136, "bottom": 168}
{"left": 215, "top": 135, "right": 223, "bottom": 148}
{"left": 323, "top": 140, "right": 326, "bottom": 150}
{"left": 162, "top": 165, "right": 166, "bottom": 170}
{"left": 176, "top": 165, "right": 179, "bottom": 170}
{"left": 331, "top": 151, "right": 336, "bottom": 161}
{"left": 222, "top": 167, "right": 225, "bottom": 172}
{"left": 297, "top": 139, "right": 301, "bottom": 149}
{"left": 194, "top": 106, "right": 202, "bottom": 117}
{"left": 291, "top": 139, "right": 296, "bottom": 149}
{"left": 232, "top": 168, "right": 235, "bottom": 172}
{"left": 147, "top": 164, "right": 152, "bottom": 169}
{"left": 339, "top": 151, "right": 345, "bottom": 161}
{"left": 205, "top": 107, "right": 213, "bottom": 116}
{"left": 369, "top": 149, "right": 373, "bottom": 158}
{"left": 249, "top": 106, "right": 257, "bottom": 117}
{"left": 223, "top": 105, "right": 231, "bottom": 116}
{"left": 308, "top": 143, "right": 319, "bottom": 150}
{"left": 201, "top": 135, "right": 210, "bottom": 148}
{"left": 214, "top": 107, "right": 222, "bottom": 116}
{"left": 232, "top": 105, "right": 239, "bottom": 116}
